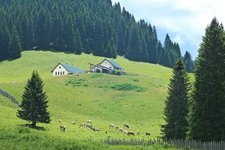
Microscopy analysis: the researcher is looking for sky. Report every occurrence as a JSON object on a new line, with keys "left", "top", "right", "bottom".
{"left": 111, "top": 0, "right": 225, "bottom": 58}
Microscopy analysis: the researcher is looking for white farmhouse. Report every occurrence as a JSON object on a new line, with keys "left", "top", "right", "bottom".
{"left": 90, "top": 59, "right": 124, "bottom": 74}
{"left": 51, "top": 63, "right": 85, "bottom": 76}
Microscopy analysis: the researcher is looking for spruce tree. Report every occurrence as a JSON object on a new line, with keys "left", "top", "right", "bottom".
{"left": 126, "top": 25, "right": 141, "bottom": 60}
{"left": 74, "top": 28, "right": 82, "bottom": 54}
{"left": 17, "top": 71, "right": 50, "bottom": 127}
{"left": 188, "top": 18, "right": 225, "bottom": 141}
{"left": 8, "top": 27, "right": 22, "bottom": 59}
{"left": 161, "top": 59, "right": 190, "bottom": 139}
{"left": 183, "top": 51, "right": 194, "bottom": 73}
{"left": 0, "top": 18, "right": 10, "bottom": 60}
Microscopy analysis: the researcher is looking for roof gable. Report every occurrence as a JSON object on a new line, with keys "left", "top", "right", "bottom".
{"left": 102, "top": 59, "right": 123, "bottom": 69}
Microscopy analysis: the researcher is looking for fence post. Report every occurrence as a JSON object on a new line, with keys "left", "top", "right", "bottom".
{"left": 0, "top": 88, "right": 19, "bottom": 106}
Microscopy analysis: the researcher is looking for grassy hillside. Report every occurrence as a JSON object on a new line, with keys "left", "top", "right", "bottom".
{"left": 0, "top": 51, "right": 186, "bottom": 149}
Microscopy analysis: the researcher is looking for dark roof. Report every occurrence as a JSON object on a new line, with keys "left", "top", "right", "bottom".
{"left": 61, "top": 63, "right": 85, "bottom": 73}
{"left": 90, "top": 63, "right": 114, "bottom": 71}
{"left": 105, "top": 59, "right": 123, "bottom": 69}
{"left": 52, "top": 63, "right": 85, "bottom": 73}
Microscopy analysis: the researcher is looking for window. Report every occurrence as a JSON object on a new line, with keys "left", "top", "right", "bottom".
{"left": 59, "top": 66, "right": 61, "bottom": 69}
{"left": 55, "top": 72, "right": 57, "bottom": 76}
{"left": 63, "top": 71, "right": 65, "bottom": 75}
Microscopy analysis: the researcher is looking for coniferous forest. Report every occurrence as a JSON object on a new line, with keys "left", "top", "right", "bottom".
{"left": 0, "top": 0, "right": 183, "bottom": 68}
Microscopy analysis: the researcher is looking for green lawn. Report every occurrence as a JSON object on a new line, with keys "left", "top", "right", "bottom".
{"left": 0, "top": 51, "right": 188, "bottom": 149}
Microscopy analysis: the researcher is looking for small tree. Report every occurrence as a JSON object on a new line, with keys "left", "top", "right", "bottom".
{"left": 161, "top": 59, "right": 190, "bottom": 139}
{"left": 17, "top": 71, "right": 50, "bottom": 127}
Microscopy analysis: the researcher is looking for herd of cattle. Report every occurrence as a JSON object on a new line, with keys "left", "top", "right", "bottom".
{"left": 59, "top": 119, "right": 151, "bottom": 136}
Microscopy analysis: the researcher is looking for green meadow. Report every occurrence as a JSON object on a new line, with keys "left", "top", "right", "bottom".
{"left": 0, "top": 51, "right": 188, "bottom": 149}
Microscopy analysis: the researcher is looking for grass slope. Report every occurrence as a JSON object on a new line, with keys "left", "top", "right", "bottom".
{"left": 0, "top": 51, "right": 185, "bottom": 149}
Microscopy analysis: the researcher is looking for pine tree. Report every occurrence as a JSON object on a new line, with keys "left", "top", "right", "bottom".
{"left": 183, "top": 51, "right": 194, "bottom": 73}
{"left": 126, "top": 25, "right": 141, "bottom": 60}
{"left": 63, "top": 17, "right": 75, "bottom": 52}
{"left": 161, "top": 59, "right": 190, "bottom": 140}
{"left": 8, "top": 27, "right": 22, "bottom": 59}
{"left": 0, "top": 18, "right": 10, "bottom": 60}
{"left": 74, "top": 28, "right": 82, "bottom": 54}
{"left": 17, "top": 71, "right": 51, "bottom": 127}
{"left": 92, "top": 18, "right": 105, "bottom": 56}
{"left": 188, "top": 18, "right": 225, "bottom": 141}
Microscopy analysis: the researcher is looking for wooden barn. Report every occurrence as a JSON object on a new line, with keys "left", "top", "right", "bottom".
{"left": 51, "top": 63, "right": 85, "bottom": 76}
{"left": 89, "top": 59, "right": 124, "bottom": 75}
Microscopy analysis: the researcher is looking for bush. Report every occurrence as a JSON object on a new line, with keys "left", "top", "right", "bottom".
{"left": 65, "top": 78, "right": 88, "bottom": 87}
{"left": 110, "top": 83, "right": 145, "bottom": 92}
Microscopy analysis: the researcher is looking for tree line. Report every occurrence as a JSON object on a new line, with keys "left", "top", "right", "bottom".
{"left": 162, "top": 18, "right": 225, "bottom": 142}
{"left": 0, "top": 0, "right": 194, "bottom": 70}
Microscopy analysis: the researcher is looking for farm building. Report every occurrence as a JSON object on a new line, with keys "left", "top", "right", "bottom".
{"left": 51, "top": 63, "right": 85, "bottom": 76}
{"left": 90, "top": 59, "right": 124, "bottom": 75}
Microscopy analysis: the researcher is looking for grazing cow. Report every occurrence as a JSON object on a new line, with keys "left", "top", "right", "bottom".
{"left": 80, "top": 123, "right": 86, "bottom": 127}
{"left": 136, "top": 131, "right": 140, "bottom": 135}
{"left": 145, "top": 132, "right": 151, "bottom": 136}
{"left": 86, "top": 123, "right": 92, "bottom": 128}
{"left": 109, "top": 124, "right": 114, "bottom": 128}
{"left": 95, "top": 128, "right": 100, "bottom": 132}
{"left": 127, "top": 131, "right": 135, "bottom": 136}
{"left": 115, "top": 126, "right": 119, "bottom": 129}
{"left": 119, "top": 128, "right": 124, "bottom": 132}
{"left": 60, "top": 125, "right": 66, "bottom": 132}
{"left": 124, "top": 124, "right": 129, "bottom": 128}
{"left": 71, "top": 121, "right": 76, "bottom": 125}
{"left": 89, "top": 126, "right": 95, "bottom": 131}
{"left": 87, "top": 120, "right": 92, "bottom": 124}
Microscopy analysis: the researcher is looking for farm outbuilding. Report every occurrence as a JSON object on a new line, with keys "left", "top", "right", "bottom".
{"left": 90, "top": 59, "right": 124, "bottom": 75}
{"left": 51, "top": 63, "right": 85, "bottom": 76}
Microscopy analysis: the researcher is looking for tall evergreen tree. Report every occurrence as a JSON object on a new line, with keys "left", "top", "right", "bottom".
{"left": 183, "top": 51, "right": 195, "bottom": 73}
{"left": 8, "top": 27, "right": 21, "bottom": 59}
{"left": 74, "top": 28, "right": 82, "bottom": 54}
{"left": 126, "top": 25, "right": 141, "bottom": 60}
{"left": 0, "top": 18, "right": 10, "bottom": 60}
{"left": 92, "top": 18, "right": 105, "bottom": 56}
{"left": 17, "top": 71, "right": 51, "bottom": 127}
{"left": 161, "top": 59, "right": 190, "bottom": 139}
{"left": 188, "top": 18, "right": 225, "bottom": 141}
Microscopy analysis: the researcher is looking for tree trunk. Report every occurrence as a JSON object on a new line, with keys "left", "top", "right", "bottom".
{"left": 31, "top": 121, "right": 36, "bottom": 127}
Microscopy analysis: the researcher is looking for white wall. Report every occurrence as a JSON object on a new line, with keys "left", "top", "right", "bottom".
{"left": 100, "top": 60, "right": 114, "bottom": 70}
{"left": 52, "top": 64, "right": 69, "bottom": 76}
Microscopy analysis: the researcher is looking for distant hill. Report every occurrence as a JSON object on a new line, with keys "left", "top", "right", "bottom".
{"left": 0, "top": 0, "right": 181, "bottom": 68}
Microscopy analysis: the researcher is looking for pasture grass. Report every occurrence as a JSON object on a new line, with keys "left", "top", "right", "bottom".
{"left": 0, "top": 51, "right": 191, "bottom": 149}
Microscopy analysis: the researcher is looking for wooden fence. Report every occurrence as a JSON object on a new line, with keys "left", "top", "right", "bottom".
{"left": 167, "top": 139, "right": 225, "bottom": 150}
{"left": 0, "top": 88, "right": 20, "bottom": 105}
{"left": 103, "top": 138, "right": 225, "bottom": 150}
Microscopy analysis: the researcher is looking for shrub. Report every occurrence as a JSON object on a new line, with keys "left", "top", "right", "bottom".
{"left": 110, "top": 83, "right": 145, "bottom": 92}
